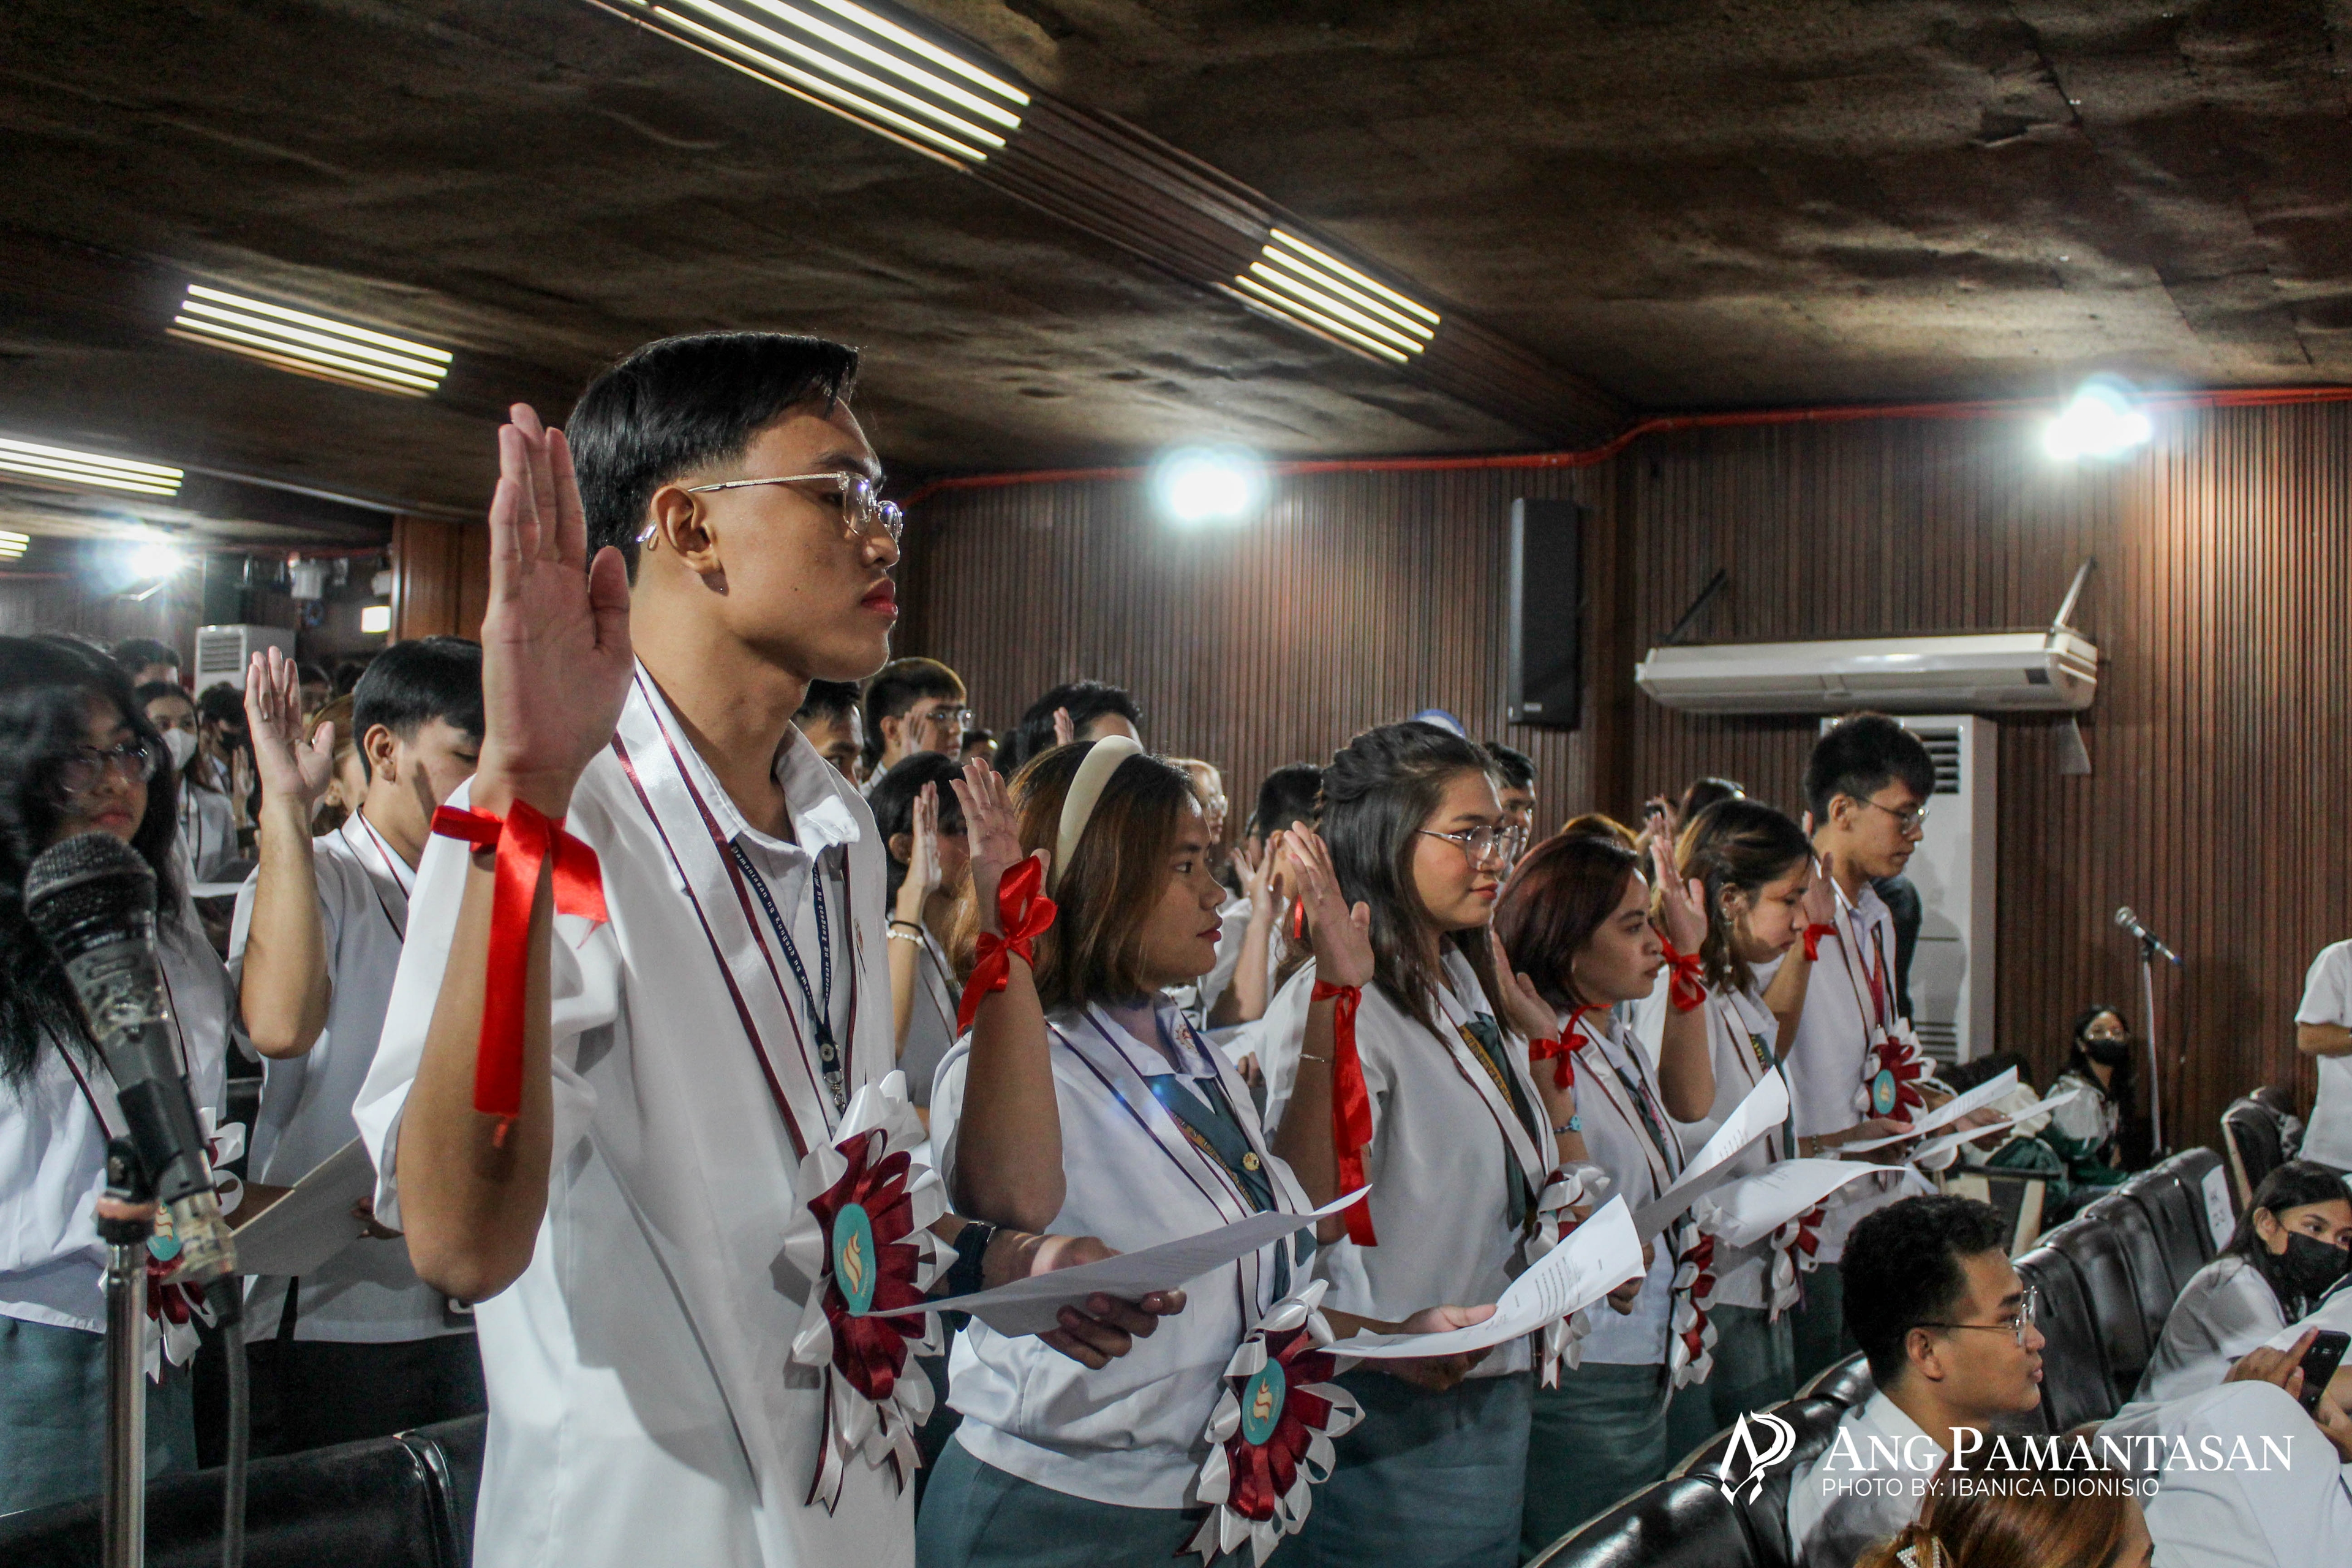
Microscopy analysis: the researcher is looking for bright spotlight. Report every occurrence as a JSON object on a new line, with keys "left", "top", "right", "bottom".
{"left": 126, "top": 540, "right": 186, "bottom": 580}
{"left": 1150, "top": 444, "right": 1268, "bottom": 526}
{"left": 360, "top": 604, "right": 393, "bottom": 635}
{"left": 2045, "top": 377, "right": 2152, "bottom": 460}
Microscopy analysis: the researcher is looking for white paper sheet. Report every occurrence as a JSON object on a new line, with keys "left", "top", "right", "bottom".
{"left": 908, "top": 1190, "right": 1364, "bottom": 1336}
{"left": 1327, "top": 1196, "right": 1644, "bottom": 1359}
{"left": 1631, "top": 1068, "right": 1789, "bottom": 1240}
{"left": 1896, "top": 1086, "right": 2087, "bottom": 1166}
{"left": 1840, "top": 1066, "right": 2020, "bottom": 1153}
{"left": 1691, "top": 1158, "right": 1894, "bottom": 1248}
{"left": 228, "top": 1137, "right": 377, "bottom": 1277}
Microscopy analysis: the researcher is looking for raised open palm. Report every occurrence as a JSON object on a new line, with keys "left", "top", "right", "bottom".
{"left": 477, "top": 405, "right": 633, "bottom": 815}
{"left": 1285, "top": 829, "right": 1373, "bottom": 988}
{"left": 244, "top": 645, "right": 335, "bottom": 809}
{"left": 950, "top": 755, "right": 1039, "bottom": 935}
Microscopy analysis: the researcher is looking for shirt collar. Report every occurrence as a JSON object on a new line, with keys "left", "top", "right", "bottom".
{"left": 647, "top": 674, "right": 865, "bottom": 865}
{"left": 345, "top": 812, "right": 416, "bottom": 895}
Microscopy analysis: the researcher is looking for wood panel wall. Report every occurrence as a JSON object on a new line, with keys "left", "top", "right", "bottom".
{"left": 899, "top": 399, "right": 2352, "bottom": 1150}
{"left": 389, "top": 514, "right": 489, "bottom": 643}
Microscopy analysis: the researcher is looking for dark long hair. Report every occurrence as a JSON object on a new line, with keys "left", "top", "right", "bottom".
{"left": 1674, "top": 798, "right": 1811, "bottom": 993}
{"left": 2225, "top": 1160, "right": 2351, "bottom": 1261}
{"left": 1, "top": 636, "right": 184, "bottom": 1084}
{"left": 1321, "top": 722, "right": 1506, "bottom": 1030}
{"left": 2064, "top": 1002, "right": 2137, "bottom": 1114}
{"left": 1494, "top": 832, "right": 1642, "bottom": 1012}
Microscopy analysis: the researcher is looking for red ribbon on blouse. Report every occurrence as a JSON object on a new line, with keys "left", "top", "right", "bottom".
{"left": 1659, "top": 936, "right": 1707, "bottom": 1013}
{"left": 956, "top": 856, "right": 1058, "bottom": 1033}
{"left": 431, "top": 801, "right": 610, "bottom": 1142}
{"left": 1801, "top": 922, "right": 1838, "bottom": 963}
{"left": 1311, "top": 979, "right": 1378, "bottom": 1247}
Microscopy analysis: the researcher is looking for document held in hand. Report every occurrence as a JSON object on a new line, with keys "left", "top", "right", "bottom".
{"left": 1692, "top": 1158, "right": 1896, "bottom": 1248}
{"left": 1327, "top": 1196, "right": 1644, "bottom": 1359}
{"left": 904, "top": 1191, "right": 1366, "bottom": 1336}
{"left": 1631, "top": 1066, "right": 1790, "bottom": 1241}
{"left": 1898, "top": 1085, "right": 2088, "bottom": 1167}
{"left": 228, "top": 1137, "right": 378, "bottom": 1278}
{"left": 1839, "top": 1066, "right": 2020, "bottom": 1152}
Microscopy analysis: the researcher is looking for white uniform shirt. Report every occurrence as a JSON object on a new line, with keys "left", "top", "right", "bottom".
{"left": 1778, "top": 883, "right": 1911, "bottom": 1262}
{"left": 2138, "top": 1255, "right": 2290, "bottom": 1405}
{"left": 355, "top": 670, "right": 895, "bottom": 1568}
{"left": 1, "top": 915, "right": 232, "bottom": 1333}
{"left": 2101, "top": 1381, "right": 2352, "bottom": 1567}
{"left": 2296, "top": 941, "right": 2352, "bottom": 1169}
{"left": 1785, "top": 1390, "right": 1944, "bottom": 1568}
{"left": 897, "top": 927, "right": 958, "bottom": 1109}
{"left": 1641, "top": 978, "right": 1792, "bottom": 1311}
{"left": 179, "top": 778, "right": 240, "bottom": 883}
{"left": 229, "top": 815, "right": 462, "bottom": 1343}
{"left": 932, "top": 1000, "right": 1314, "bottom": 1507}
{"left": 1572, "top": 1006, "right": 1682, "bottom": 1363}
{"left": 1279, "top": 949, "right": 1549, "bottom": 1379}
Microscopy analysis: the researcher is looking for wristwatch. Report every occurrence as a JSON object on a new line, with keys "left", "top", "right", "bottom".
{"left": 946, "top": 1220, "right": 997, "bottom": 1298}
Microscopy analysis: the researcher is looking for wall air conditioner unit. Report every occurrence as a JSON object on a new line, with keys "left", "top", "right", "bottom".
{"left": 193, "top": 624, "right": 294, "bottom": 693}
{"left": 1636, "top": 630, "right": 2097, "bottom": 715}
{"left": 1852, "top": 715, "right": 1996, "bottom": 1066}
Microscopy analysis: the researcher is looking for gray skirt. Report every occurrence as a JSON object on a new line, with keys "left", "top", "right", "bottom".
{"left": 916, "top": 1432, "right": 1250, "bottom": 1568}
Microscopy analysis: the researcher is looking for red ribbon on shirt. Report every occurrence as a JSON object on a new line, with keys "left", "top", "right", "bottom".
{"left": 1659, "top": 936, "right": 1707, "bottom": 1013}
{"left": 431, "top": 802, "right": 609, "bottom": 1142}
{"left": 1801, "top": 922, "right": 1838, "bottom": 963}
{"left": 956, "top": 856, "right": 1057, "bottom": 1033}
{"left": 1311, "top": 979, "right": 1378, "bottom": 1246}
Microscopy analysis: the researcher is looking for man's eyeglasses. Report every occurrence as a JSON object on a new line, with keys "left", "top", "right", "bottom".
{"left": 674, "top": 472, "right": 905, "bottom": 545}
{"left": 909, "top": 706, "right": 974, "bottom": 735}
{"left": 1919, "top": 1286, "right": 2038, "bottom": 1348}
{"left": 54, "top": 739, "right": 164, "bottom": 798}
{"left": 1419, "top": 824, "right": 1513, "bottom": 869}
{"left": 1858, "top": 796, "right": 1931, "bottom": 837}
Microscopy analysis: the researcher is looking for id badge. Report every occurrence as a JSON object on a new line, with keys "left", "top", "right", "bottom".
{"left": 442, "top": 1295, "right": 476, "bottom": 1330}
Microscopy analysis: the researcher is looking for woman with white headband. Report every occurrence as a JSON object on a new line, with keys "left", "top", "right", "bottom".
{"left": 918, "top": 739, "right": 1487, "bottom": 1568}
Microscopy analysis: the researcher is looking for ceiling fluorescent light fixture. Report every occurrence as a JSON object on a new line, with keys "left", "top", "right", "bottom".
{"left": 0, "top": 436, "right": 184, "bottom": 497}
{"left": 0, "top": 530, "right": 28, "bottom": 560}
{"left": 1231, "top": 228, "right": 1439, "bottom": 366}
{"left": 603, "top": 0, "right": 1027, "bottom": 167}
{"left": 169, "top": 284, "right": 451, "bottom": 398}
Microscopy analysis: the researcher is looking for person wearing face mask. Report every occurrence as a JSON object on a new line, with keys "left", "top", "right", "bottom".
{"left": 1498, "top": 829, "right": 1720, "bottom": 1549}
{"left": 1634, "top": 799, "right": 1830, "bottom": 1458}
{"left": 2138, "top": 1161, "right": 2352, "bottom": 1403}
{"left": 2039, "top": 1005, "right": 2137, "bottom": 1197}
{"left": 870, "top": 751, "right": 970, "bottom": 1117}
{"left": 141, "top": 680, "right": 238, "bottom": 883}
{"left": 1269, "top": 722, "right": 1594, "bottom": 1568}
{"left": 922, "top": 743, "right": 1485, "bottom": 1566}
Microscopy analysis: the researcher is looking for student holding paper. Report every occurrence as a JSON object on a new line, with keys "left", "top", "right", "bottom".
{"left": 1269, "top": 722, "right": 1581, "bottom": 1568}
{"left": 1497, "top": 830, "right": 1720, "bottom": 1551}
{"left": 232, "top": 637, "right": 490, "bottom": 1452}
{"left": 924, "top": 742, "right": 1483, "bottom": 1567}
{"left": 1634, "top": 798, "right": 1825, "bottom": 1456}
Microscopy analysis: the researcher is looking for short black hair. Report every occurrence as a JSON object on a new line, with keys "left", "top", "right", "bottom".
{"left": 1483, "top": 742, "right": 1536, "bottom": 793}
{"left": 296, "top": 662, "right": 331, "bottom": 690}
{"left": 196, "top": 683, "right": 248, "bottom": 732}
{"left": 332, "top": 659, "right": 370, "bottom": 696}
{"left": 867, "top": 752, "right": 968, "bottom": 905}
{"left": 795, "top": 679, "right": 862, "bottom": 726}
{"left": 1250, "top": 763, "right": 1322, "bottom": 839}
{"left": 352, "top": 637, "right": 483, "bottom": 780}
{"left": 1679, "top": 775, "right": 1746, "bottom": 820}
{"left": 1844, "top": 1195, "right": 2013, "bottom": 1387}
{"left": 111, "top": 637, "right": 179, "bottom": 675}
{"left": 568, "top": 331, "right": 861, "bottom": 579}
{"left": 1002, "top": 680, "right": 1141, "bottom": 771}
{"left": 134, "top": 680, "right": 191, "bottom": 710}
{"left": 860, "top": 658, "right": 964, "bottom": 766}
{"left": 1805, "top": 712, "right": 1935, "bottom": 823}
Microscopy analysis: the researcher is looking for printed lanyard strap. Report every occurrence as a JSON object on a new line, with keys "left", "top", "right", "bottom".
{"left": 729, "top": 842, "right": 844, "bottom": 1112}
{"left": 1867, "top": 925, "right": 1891, "bottom": 1025}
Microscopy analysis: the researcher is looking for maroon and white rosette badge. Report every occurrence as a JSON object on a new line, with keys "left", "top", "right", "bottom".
{"left": 1186, "top": 1280, "right": 1362, "bottom": 1565}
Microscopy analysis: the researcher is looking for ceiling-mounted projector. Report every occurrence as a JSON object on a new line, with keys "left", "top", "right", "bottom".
{"left": 1635, "top": 559, "right": 2101, "bottom": 715}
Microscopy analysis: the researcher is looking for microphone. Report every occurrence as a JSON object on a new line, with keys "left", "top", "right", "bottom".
{"left": 2114, "top": 906, "right": 2182, "bottom": 966}
{"left": 25, "top": 832, "right": 240, "bottom": 1301}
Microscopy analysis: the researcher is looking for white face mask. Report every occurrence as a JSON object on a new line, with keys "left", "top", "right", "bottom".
{"left": 162, "top": 728, "right": 198, "bottom": 772}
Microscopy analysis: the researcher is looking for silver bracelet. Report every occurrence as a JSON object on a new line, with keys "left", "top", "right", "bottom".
{"left": 1297, "top": 1051, "right": 1332, "bottom": 1065}
{"left": 887, "top": 928, "right": 925, "bottom": 944}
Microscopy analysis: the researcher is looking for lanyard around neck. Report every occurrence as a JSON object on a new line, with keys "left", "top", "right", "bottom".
{"left": 731, "top": 842, "right": 844, "bottom": 1114}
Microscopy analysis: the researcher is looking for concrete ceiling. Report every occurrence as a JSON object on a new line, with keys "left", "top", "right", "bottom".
{"left": 0, "top": 0, "right": 2346, "bottom": 532}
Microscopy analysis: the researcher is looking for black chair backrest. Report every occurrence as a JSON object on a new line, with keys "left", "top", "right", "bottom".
{"left": 0, "top": 1432, "right": 458, "bottom": 1568}
{"left": 2223, "top": 1095, "right": 2290, "bottom": 1210}
{"left": 2042, "top": 1216, "right": 2155, "bottom": 1403}
{"left": 2079, "top": 1193, "right": 2180, "bottom": 1346}
{"left": 1796, "top": 1350, "right": 1875, "bottom": 1408}
{"left": 2013, "top": 1245, "right": 2119, "bottom": 1431}
{"left": 1526, "top": 1476, "right": 1762, "bottom": 1568}
{"left": 2156, "top": 1147, "right": 2231, "bottom": 1260}
{"left": 1672, "top": 1395, "right": 1847, "bottom": 1568}
{"left": 401, "top": 1414, "right": 487, "bottom": 1560}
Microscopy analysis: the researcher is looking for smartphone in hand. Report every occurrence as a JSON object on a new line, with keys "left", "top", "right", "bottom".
{"left": 2296, "top": 1329, "right": 2350, "bottom": 1414}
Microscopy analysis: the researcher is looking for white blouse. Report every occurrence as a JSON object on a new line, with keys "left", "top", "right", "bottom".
{"left": 2139, "top": 1254, "right": 2288, "bottom": 1404}
{"left": 1570, "top": 1006, "right": 1683, "bottom": 1363}
{"left": 1641, "top": 978, "right": 1792, "bottom": 1312}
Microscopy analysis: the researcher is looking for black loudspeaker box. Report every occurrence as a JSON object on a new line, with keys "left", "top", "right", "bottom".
{"left": 1507, "top": 497, "right": 1583, "bottom": 728}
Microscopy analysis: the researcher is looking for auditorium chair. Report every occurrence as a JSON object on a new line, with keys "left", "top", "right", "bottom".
{"left": 1796, "top": 1349, "right": 1875, "bottom": 1408}
{"left": 2154, "top": 1146, "right": 2230, "bottom": 1259}
{"left": 2039, "top": 1215, "right": 2158, "bottom": 1402}
{"left": 2011, "top": 1243, "right": 2119, "bottom": 1430}
{"left": 2222, "top": 1091, "right": 2298, "bottom": 1211}
{"left": 1523, "top": 1477, "right": 1760, "bottom": 1568}
{"left": 2120, "top": 1169, "right": 2216, "bottom": 1295}
{"left": 0, "top": 1419, "right": 485, "bottom": 1567}
{"left": 2078, "top": 1192, "right": 2183, "bottom": 1349}
{"left": 1667, "top": 1395, "right": 1847, "bottom": 1568}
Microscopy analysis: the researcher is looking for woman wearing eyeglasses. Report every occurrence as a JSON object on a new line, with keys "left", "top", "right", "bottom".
{"left": 1267, "top": 722, "right": 1585, "bottom": 1568}
{"left": 0, "top": 636, "right": 238, "bottom": 1512}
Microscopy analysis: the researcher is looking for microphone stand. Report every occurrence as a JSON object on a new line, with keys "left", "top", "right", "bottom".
{"left": 2137, "top": 935, "right": 2166, "bottom": 1158}
{"left": 97, "top": 1139, "right": 154, "bottom": 1568}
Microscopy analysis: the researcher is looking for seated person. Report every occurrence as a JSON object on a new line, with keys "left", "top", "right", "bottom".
{"left": 1857, "top": 1458, "right": 2150, "bottom": 1568}
{"left": 2139, "top": 1161, "right": 2352, "bottom": 1403}
{"left": 1785, "top": 1195, "right": 2048, "bottom": 1568}
{"left": 2040, "top": 1005, "right": 2138, "bottom": 1193}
